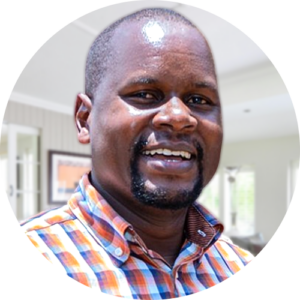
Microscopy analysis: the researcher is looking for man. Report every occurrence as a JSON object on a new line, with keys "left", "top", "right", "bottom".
{"left": 22, "top": 8, "right": 253, "bottom": 299}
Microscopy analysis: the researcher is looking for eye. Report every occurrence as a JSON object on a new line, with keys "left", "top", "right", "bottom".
{"left": 186, "top": 95, "right": 210, "bottom": 106}
{"left": 133, "top": 92, "right": 157, "bottom": 100}
{"left": 126, "top": 90, "right": 163, "bottom": 106}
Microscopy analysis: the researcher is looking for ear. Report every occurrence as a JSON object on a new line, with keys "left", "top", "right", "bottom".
{"left": 74, "top": 93, "right": 92, "bottom": 144}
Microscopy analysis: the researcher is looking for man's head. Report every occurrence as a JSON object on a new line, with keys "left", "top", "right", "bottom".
{"left": 75, "top": 8, "right": 223, "bottom": 211}
{"left": 84, "top": 8, "right": 200, "bottom": 101}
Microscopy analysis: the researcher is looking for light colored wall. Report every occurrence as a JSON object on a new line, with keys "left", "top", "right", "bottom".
{"left": 3, "top": 101, "right": 90, "bottom": 212}
{"left": 218, "top": 135, "right": 299, "bottom": 242}
{"left": 0, "top": 140, "right": 6, "bottom": 155}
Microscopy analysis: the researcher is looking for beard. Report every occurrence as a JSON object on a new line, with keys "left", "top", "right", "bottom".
{"left": 130, "top": 139, "right": 204, "bottom": 210}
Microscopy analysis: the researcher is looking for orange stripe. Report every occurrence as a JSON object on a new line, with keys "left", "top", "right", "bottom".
{"left": 73, "top": 272, "right": 90, "bottom": 287}
{"left": 45, "top": 215, "right": 66, "bottom": 224}
{"left": 62, "top": 251, "right": 80, "bottom": 268}
{"left": 27, "top": 235, "right": 39, "bottom": 248}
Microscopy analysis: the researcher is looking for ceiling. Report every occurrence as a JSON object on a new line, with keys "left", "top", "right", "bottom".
{"left": 10, "top": 1, "right": 298, "bottom": 143}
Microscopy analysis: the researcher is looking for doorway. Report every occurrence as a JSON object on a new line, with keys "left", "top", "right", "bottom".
{"left": 0, "top": 124, "right": 40, "bottom": 221}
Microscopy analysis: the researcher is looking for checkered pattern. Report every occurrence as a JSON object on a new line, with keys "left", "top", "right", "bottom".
{"left": 22, "top": 174, "right": 253, "bottom": 299}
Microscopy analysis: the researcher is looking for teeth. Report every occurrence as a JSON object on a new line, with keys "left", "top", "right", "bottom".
{"left": 142, "top": 148, "right": 191, "bottom": 159}
{"left": 163, "top": 149, "right": 172, "bottom": 155}
{"left": 182, "top": 152, "right": 191, "bottom": 159}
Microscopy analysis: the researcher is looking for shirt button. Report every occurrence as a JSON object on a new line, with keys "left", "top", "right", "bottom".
{"left": 114, "top": 247, "right": 123, "bottom": 257}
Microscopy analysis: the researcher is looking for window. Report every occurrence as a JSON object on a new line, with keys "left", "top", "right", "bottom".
{"left": 15, "top": 132, "right": 40, "bottom": 220}
{"left": 224, "top": 166, "right": 255, "bottom": 235}
{"left": 289, "top": 160, "right": 300, "bottom": 214}
{"left": 0, "top": 152, "right": 7, "bottom": 194}
{"left": 0, "top": 124, "right": 41, "bottom": 221}
{"left": 197, "top": 165, "right": 255, "bottom": 236}
{"left": 197, "top": 173, "right": 220, "bottom": 218}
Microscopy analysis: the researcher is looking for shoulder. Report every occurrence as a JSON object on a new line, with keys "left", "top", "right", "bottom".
{"left": 221, "top": 235, "right": 253, "bottom": 260}
{"left": 19, "top": 205, "right": 80, "bottom": 275}
{"left": 20, "top": 205, "right": 80, "bottom": 262}
{"left": 205, "top": 234, "right": 254, "bottom": 271}
{"left": 21, "top": 205, "right": 76, "bottom": 233}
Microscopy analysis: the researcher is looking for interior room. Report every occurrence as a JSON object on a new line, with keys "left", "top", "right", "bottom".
{"left": 0, "top": 1, "right": 298, "bottom": 256}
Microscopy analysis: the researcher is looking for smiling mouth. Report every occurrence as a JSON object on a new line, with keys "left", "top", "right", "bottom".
{"left": 142, "top": 148, "right": 192, "bottom": 160}
{"left": 132, "top": 136, "right": 203, "bottom": 177}
{"left": 139, "top": 147, "right": 196, "bottom": 175}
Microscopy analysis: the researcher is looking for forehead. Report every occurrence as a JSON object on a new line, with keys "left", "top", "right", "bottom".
{"left": 102, "top": 19, "right": 216, "bottom": 87}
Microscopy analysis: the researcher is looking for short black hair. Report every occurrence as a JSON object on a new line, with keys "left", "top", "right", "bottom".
{"left": 85, "top": 8, "right": 199, "bottom": 100}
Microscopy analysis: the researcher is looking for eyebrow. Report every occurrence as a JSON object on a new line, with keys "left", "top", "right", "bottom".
{"left": 124, "top": 76, "right": 218, "bottom": 93}
{"left": 193, "top": 81, "right": 218, "bottom": 93}
{"left": 125, "top": 77, "right": 159, "bottom": 86}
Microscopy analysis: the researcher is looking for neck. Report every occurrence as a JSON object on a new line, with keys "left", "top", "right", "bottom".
{"left": 116, "top": 202, "right": 188, "bottom": 266}
{"left": 129, "top": 206, "right": 188, "bottom": 266}
{"left": 90, "top": 173, "right": 188, "bottom": 266}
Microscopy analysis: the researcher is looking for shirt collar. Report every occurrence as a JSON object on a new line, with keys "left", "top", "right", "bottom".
{"left": 68, "top": 174, "right": 223, "bottom": 266}
{"left": 68, "top": 174, "right": 132, "bottom": 266}
{"left": 186, "top": 203, "right": 223, "bottom": 250}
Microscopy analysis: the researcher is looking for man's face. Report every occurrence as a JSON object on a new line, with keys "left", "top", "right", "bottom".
{"left": 89, "top": 20, "right": 223, "bottom": 210}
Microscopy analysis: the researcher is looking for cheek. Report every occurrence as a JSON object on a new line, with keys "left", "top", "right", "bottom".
{"left": 199, "top": 116, "right": 223, "bottom": 145}
{"left": 90, "top": 108, "right": 120, "bottom": 162}
{"left": 125, "top": 104, "right": 155, "bottom": 131}
{"left": 91, "top": 103, "right": 152, "bottom": 158}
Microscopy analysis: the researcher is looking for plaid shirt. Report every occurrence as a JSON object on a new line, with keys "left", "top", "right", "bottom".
{"left": 22, "top": 174, "right": 253, "bottom": 299}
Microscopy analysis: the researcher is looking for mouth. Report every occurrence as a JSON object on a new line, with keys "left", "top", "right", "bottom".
{"left": 139, "top": 144, "right": 197, "bottom": 175}
{"left": 142, "top": 148, "right": 192, "bottom": 160}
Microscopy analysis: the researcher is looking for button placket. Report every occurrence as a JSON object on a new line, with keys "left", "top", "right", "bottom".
{"left": 171, "top": 269, "right": 180, "bottom": 298}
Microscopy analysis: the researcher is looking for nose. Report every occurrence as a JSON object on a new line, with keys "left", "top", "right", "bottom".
{"left": 152, "top": 97, "right": 197, "bottom": 133}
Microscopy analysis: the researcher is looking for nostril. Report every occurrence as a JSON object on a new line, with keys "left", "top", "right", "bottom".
{"left": 152, "top": 111, "right": 197, "bottom": 132}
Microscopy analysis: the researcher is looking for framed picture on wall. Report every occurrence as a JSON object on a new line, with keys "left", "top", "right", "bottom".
{"left": 48, "top": 150, "right": 91, "bottom": 204}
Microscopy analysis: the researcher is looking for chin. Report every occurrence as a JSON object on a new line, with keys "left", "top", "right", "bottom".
{"left": 131, "top": 177, "right": 203, "bottom": 210}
